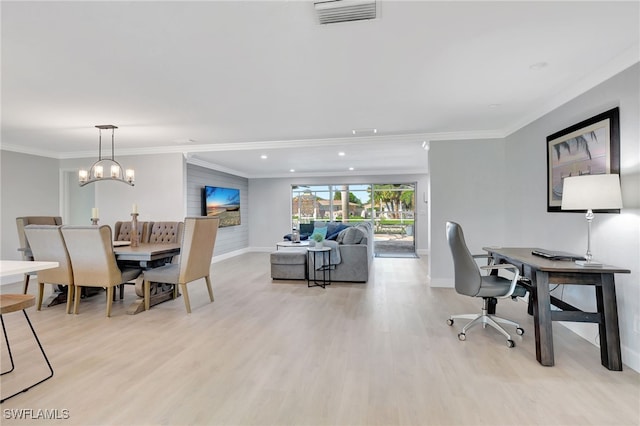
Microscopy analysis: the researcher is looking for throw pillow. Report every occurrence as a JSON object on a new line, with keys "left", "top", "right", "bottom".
{"left": 339, "top": 227, "right": 364, "bottom": 245}
{"left": 311, "top": 226, "right": 328, "bottom": 240}
{"left": 327, "top": 223, "right": 349, "bottom": 240}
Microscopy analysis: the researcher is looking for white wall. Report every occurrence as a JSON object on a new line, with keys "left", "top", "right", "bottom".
{"left": 0, "top": 150, "right": 60, "bottom": 261}
{"left": 248, "top": 174, "right": 429, "bottom": 252}
{"left": 60, "top": 153, "right": 186, "bottom": 227}
{"left": 503, "top": 63, "right": 640, "bottom": 371}
{"left": 428, "top": 138, "right": 507, "bottom": 286}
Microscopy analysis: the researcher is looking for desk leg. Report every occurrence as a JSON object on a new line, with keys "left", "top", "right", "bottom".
{"left": 532, "top": 270, "right": 554, "bottom": 366}
{"left": 596, "top": 274, "right": 623, "bottom": 371}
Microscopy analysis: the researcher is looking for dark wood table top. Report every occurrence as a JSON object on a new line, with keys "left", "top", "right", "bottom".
{"left": 113, "top": 243, "right": 180, "bottom": 262}
{"left": 483, "top": 247, "right": 630, "bottom": 274}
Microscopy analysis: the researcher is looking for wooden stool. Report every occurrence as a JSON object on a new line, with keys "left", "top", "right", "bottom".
{"left": 1, "top": 294, "right": 54, "bottom": 403}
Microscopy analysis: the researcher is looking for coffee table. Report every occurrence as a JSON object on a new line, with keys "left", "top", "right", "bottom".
{"left": 276, "top": 241, "right": 310, "bottom": 250}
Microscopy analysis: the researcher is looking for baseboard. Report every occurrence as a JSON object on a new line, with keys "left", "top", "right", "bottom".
{"left": 429, "top": 277, "right": 454, "bottom": 288}
{"left": 211, "top": 247, "right": 252, "bottom": 263}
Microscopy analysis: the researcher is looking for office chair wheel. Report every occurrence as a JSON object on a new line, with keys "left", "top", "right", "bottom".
{"left": 507, "top": 339, "right": 515, "bottom": 348}
{"left": 516, "top": 327, "right": 524, "bottom": 336}
{"left": 447, "top": 319, "right": 454, "bottom": 326}
{"left": 458, "top": 333, "right": 466, "bottom": 341}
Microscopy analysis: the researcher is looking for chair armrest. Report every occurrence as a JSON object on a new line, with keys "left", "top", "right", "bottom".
{"left": 480, "top": 263, "right": 521, "bottom": 298}
{"left": 472, "top": 254, "right": 491, "bottom": 259}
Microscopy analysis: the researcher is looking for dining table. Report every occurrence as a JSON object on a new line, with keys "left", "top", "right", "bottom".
{"left": 113, "top": 242, "right": 181, "bottom": 314}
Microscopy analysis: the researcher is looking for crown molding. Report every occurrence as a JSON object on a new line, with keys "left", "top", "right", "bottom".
{"left": 0, "top": 143, "right": 63, "bottom": 159}
{"left": 49, "top": 129, "right": 504, "bottom": 160}
{"left": 250, "top": 167, "right": 429, "bottom": 179}
{"left": 185, "top": 155, "right": 250, "bottom": 178}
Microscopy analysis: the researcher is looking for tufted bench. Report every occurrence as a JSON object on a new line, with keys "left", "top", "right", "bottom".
{"left": 270, "top": 248, "right": 307, "bottom": 280}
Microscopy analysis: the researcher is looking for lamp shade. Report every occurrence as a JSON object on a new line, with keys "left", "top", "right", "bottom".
{"left": 561, "top": 174, "right": 623, "bottom": 211}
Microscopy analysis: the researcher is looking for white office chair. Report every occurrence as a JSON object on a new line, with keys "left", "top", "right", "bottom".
{"left": 445, "top": 221, "right": 527, "bottom": 347}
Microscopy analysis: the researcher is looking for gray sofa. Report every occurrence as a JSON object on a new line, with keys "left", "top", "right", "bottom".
{"left": 271, "top": 221, "right": 374, "bottom": 283}
{"left": 308, "top": 221, "right": 373, "bottom": 283}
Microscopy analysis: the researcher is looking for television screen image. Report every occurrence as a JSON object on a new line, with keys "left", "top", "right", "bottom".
{"left": 202, "top": 186, "right": 241, "bottom": 227}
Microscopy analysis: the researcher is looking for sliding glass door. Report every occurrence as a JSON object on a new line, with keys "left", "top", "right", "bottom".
{"left": 291, "top": 182, "right": 416, "bottom": 258}
{"left": 371, "top": 183, "right": 415, "bottom": 257}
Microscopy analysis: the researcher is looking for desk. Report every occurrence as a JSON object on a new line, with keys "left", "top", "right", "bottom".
{"left": 484, "top": 247, "right": 630, "bottom": 370}
{"left": 114, "top": 243, "right": 180, "bottom": 314}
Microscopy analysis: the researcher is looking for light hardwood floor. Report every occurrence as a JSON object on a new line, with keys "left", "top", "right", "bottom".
{"left": 1, "top": 253, "right": 638, "bottom": 425}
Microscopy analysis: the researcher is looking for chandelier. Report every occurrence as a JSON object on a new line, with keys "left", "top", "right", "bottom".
{"left": 79, "top": 125, "right": 134, "bottom": 187}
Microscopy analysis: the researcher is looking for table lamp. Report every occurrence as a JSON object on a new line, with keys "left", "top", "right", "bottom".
{"left": 561, "top": 174, "right": 623, "bottom": 266}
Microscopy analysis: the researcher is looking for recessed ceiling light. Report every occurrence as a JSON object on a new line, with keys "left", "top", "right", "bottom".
{"left": 529, "top": 62, "right": 548, "bottom": 71}
{"left": 349, "top": 167, "right": 354, "bottom": 171}
{"left": 289, "top": 169, "right": 295, "bottom": 173}
{"left": 338, "top": 152, "right": 345, "bottom": 156}
{"left": 260, "top": 154, "right": 268, "bottom": 159}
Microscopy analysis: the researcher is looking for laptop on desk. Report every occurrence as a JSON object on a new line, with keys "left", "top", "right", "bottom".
{"left": 531, "top": 248, "right": 586, "bottom": 261}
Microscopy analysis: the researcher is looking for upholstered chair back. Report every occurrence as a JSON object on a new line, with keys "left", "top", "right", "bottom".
{"left": 61, "top": 225, "right": 125, "bottom": 287}
{"left": 16, "top": 216, "right": 63, "bottom": 260}
{"left": 147, "top": 221, "right": 184, "bottom": 244}
{"left": 446, "top": 221, "right": 483, "bottom": 297}
{"left": 179, "top": 217, "right": 219, "bottom": 284}
{"left": 24, "top": 225, "right": 73, "bottom": 286}
{"left": 24, "top": 225, "right": 75, "bottom": 312}
{"left": 114, "top": 221, "right": 148, "bottom": 242}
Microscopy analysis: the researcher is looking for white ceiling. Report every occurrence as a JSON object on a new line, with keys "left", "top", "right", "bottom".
{"left": 2, "top": 1, "right": 638, "bottom": 178}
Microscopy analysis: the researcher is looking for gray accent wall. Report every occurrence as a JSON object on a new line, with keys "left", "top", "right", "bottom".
{"left": 186, "top": 163, "right": 249, "bottom": 256}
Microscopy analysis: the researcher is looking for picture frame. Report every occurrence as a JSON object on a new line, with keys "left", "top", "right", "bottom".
{"left": 546, "top": 107, "right": 620, "bottom": 213}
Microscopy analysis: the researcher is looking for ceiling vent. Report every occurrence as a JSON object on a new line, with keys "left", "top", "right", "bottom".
{"left": 314, "top": 0, "right": 376, "bottom": 25}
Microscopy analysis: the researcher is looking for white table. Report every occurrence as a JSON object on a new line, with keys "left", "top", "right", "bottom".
{"left": 0, "top": 260, "right": 59, "bottom": 277}
{"left": 276, "top": 241, "right": 310, "bottom": 250}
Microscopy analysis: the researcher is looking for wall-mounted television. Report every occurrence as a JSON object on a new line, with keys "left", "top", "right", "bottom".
{"left": 201, "top": 185, "right": 241, "bottom": 227}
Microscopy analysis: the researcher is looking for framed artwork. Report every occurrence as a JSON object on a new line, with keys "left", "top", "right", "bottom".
{"left": 546, "top": 107, "right": 620, "bottom": 213}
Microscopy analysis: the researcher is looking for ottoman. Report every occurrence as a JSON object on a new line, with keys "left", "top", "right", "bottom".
{"left": 270, "top": 248, "right": 307, "bottom": 280}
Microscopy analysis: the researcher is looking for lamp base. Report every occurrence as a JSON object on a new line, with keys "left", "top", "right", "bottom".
{"left": 575, "top": 259, "right": 603, "bottom": 268}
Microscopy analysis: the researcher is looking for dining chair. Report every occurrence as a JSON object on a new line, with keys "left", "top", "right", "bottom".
{"left": 15, "top": 216, "right": 63, "bottom": 294}
{"left": 146, "top": 221, "right": 184, "bottom": 244}
{"left": 23, "top": 225, "right": 75, "bottom": 314}
{"left": 60, "top": 225, "right": 142, "bottom": 317}
{"left": 114, "top": 220, "right": 149, "bottom": 243}
{"left": 142, "top": 217, "right": 219, "bottom": 313}
{"left": 445, "top": 221, "right": 527, "bottom": 347}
